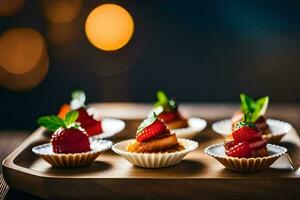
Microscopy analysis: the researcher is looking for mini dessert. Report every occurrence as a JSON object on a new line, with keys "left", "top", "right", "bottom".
{"left": 152, "top": 90, "right": 188, "bottom": 129}
{"left": 112, "top": 115, "right": 198, "bottom": 168}
{"left": 225, "top": 116, "right": 268, "bottom": 158}
{"left": 205, "top": 114, "right": 288, "bottom": 172}
{"left": 127, "top": 114, "right": 184, "bottom": 153}
{"left": 34, "top": 110, "right": 112, "bottom": 167}
{"left": 58, "top": 90, "right": 103, "bottom": 136}
{"left": 231, "top": 93, "right": 269, "bottom": 134}
{"left": 38, "top": 110, "right": 91, "bottom": 154}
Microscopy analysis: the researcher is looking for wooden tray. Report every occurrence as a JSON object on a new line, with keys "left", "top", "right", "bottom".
{"left": 2, "top": 104, "right": 300, "bottom": 199}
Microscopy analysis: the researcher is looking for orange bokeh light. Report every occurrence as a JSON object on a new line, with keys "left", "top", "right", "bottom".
{"left": 0, "top": 0, "right": 25, "bottom": 16}
{"left": 85, "top": 4, "right": 134, "bottom": 51}
{"left": 0, "top": 28, "right": 49, "bottom": 91}
{"left": 41, "top": 0, "right": 83, "bottom": 23}
{"left": 0, "top": 28, "right": 45, "bottom": 75}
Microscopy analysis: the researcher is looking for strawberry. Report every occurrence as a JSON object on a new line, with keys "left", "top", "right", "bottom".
{"left": 232, "top": 126, "right": 262, "bottom": 144}
{"left": 81, "top": 119, "right": 102, "bottom": 136}
{"left": 76, "top": 107, "right": 92, "bottom": 123}
{"left": 136, "top": 119, "right": 167, "bottom": 142}
{"left": 249, "top": 140, "right": 267, "bottom": 150}
{"left": 51, "top": 127, "right": 91, "bottom": 154}
{"left": 158, "top": 111, "right": 180, "bottom": 123}
{"left": 38, "top": 110, "right": 92, "bottom": 154}
{"left": 226, "top": 142, "right": 252, "bottom": 158}
{"left": 76, "top": 107, "right": 103, "bottom": 136}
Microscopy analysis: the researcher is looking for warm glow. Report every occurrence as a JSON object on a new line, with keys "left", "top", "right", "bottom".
{"left": 42, "top": 0, "right": 83, "bottom": 23}
{"left": 0, "top": 0, "right": 25, "bottom": 16}
{"left": 85, "top": 4, "right": 134, "bottom": 51}
{"left": 0, "top": 28, "right": 49, "bottom": 91}
{"left": 0, "top": 28, "right": 45, "bottom": 75}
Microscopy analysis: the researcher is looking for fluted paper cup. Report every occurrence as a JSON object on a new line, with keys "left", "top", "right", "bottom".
{"left": 172, "top": 118, "right": 207, "bottom": 139}
{"left": 112, "top": 139, "right": 198, "bottom": 168}
{"left": 205, "top": 143, "right": 287, "bottom": 173}
{"left": 32, "top": 138, "right": 112, "bottom": 167}
{"left": 212, "top": 119, "right": 292, "bottom": 143}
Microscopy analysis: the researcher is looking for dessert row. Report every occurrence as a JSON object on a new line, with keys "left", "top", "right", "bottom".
{"left": 32, "top": 91, "right": 291, "bottom": 173}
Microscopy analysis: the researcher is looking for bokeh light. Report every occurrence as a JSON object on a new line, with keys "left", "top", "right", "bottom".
{"left": 0, "top": 0, "right": 25, "bottom": 16}
{"left": 41, "top": 0, "right": 83, "bottom": 23}
{"left": 0, "top": 28, "right": 49, "bottom": 91}
{"left": 85, "top": 4, "right": 134, "bottom": 51}
{"left": 0, "top": 28, "right": 45, "bottom": 75}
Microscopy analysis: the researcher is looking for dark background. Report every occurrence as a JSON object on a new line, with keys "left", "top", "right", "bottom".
{"left": 1, "top": 0, "right": 300, "bottom": 130}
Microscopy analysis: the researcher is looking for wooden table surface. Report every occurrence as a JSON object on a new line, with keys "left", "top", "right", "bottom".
{"left": 1, "top": 103, "right": 300, "bottom": 199}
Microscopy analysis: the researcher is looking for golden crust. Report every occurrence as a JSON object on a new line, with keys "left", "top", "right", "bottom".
{"left": 166, "top": 118, "right": 188, "bottom": 129}
{"left": 127, "top": 134, "right": 184, "bottom": 153}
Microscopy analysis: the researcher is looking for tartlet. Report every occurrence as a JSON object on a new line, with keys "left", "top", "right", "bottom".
{"left": 33, "top": 110, "right": 112, "bottom": 167}
{"left": 150, "top": 90, "right": 207, "bottom": 139}
{"left": 212, "top": 93, "right": 291, "bottom": 143}
{"left": 206, "top": 117, "right": 287, "bottom": 173}
{"left": 58, "top": 90, "right": 125, "bottom": 139}
{"left": 112, "top": 115, "right": 198, "bottom": 168}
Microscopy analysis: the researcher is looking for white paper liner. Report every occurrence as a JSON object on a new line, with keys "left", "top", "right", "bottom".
{"left": 32, "top": 138, "right": 112, "bottom": 167}
{"left": 205, "top": 143, "right": 287, "bottom": 173}
{"left": 112, "top": 138, "right": 198, "bottom": 168}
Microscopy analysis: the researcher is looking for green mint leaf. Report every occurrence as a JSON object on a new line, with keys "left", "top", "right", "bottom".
{"left": 240, "top": 93, "right": 256, "bottom": 113}
{"left": 71, "top": 90, "right": 86, "bottom": 110}
{"left": 137, "top": 113, "right": 157, "bottom": 133}
{"left": 65, "top": 111, "right": 79, "bottom": 126}
{"left": 37, "top": 115, "right": 66, "bottom": 131}
{"left": 243, "top": 112, "right": 253, "bottom": 122}
{"left": 251, "top": 96, "right": 269, "bottom": 122}
{"left": 154, "top": 90, "right": 169, "bottom": 108}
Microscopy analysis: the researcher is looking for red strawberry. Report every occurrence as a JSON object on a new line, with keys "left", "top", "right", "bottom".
{"left": 51, "top": 128, "right": 91, "bottom": 154}
{"left": 76, "top": 107, "right": 103, "bottom": 136}
{"left": 249, "top": 140, "right": 267, "bottom": 150}
{"left": 136, "top": 120, "right": 167, "bottom": 142}
{"left": 226, "top": 142, "right": 252, "bottom": 158}
{"left": 158, "top": 111, "right": 180, "bottom": 123}
{"left": 232, "top": 126, "right": 262, "bottom": 144}
{"left": 76, "top": 107, "right": 92, "bottom": 123}
{"left": 81, "top": 119, "right": 102, "bottom": 136}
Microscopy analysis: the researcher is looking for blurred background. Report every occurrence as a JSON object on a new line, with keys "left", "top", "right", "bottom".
{"left": 1, "top": 0, "right": 300, "bottom": 130}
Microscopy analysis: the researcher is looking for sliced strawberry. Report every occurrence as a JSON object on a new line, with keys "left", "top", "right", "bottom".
{"left": 76, "top": 107, "right": 91, "bottom": 123}
{"left": 249, "top": 140, "right": 267, "bottom": 150}
{"left": 226, "top": 142, "right": 252, "bottom": 158}
{"left": 81, "top": 119, "right": 102, "bottom": 136}
{"left": 232, "top": 126, "right": 262, "bottom": 144}
{"left": 136, "top": 120, "right": 167, "bottom": 142}
{"left": 158, "top": 111, "right": 180, "bottom": 123}
{"left": 76, "top": 107, "right": 102, "bottom": 136}
{"left": 224, "top": 139, "right": 235, "bottom": 153}
{"left": 51, "top": 128, "right": 91, "bottom": 154}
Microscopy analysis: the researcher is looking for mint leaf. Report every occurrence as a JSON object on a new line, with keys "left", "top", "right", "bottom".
{"left": 243, "top": 112, "right": 253, "bottom": 122}
{"left": 251, "top": 96, "right": 269, "bottom": 122}
{"left": 37, "top": 111, "right": 80, "bottom": 131}
{"left": 71, "top": 90, "right": 86, "bottom": 110}
{"left": 65, "top": 110, "right": 79, "bottom": 126}
{"left": 37, "top": 115, "right": 66, "bottom": 131}
{"left": 154, "top": 90, "right": 169, "bottom": 108}
{"left": 137, "top": 113, "right": 157, "bottom": 133}
{"left": 240, "top": 93, "right": 256, "bottom": 113}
